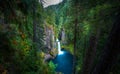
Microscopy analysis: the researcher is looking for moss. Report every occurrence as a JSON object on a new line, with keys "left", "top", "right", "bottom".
{"left": 62, "top": 43, "right": 74, "bottom": 54}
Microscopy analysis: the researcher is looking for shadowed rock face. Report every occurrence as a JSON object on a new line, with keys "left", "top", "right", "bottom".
{"left": 44, "top": 53, "right": 54, "bottom": 62}
{"left": 44, "top": 25, "right": 55, "bottom": 51}
{"left": 58, "top": 28, "right": 66, "bottom": 45}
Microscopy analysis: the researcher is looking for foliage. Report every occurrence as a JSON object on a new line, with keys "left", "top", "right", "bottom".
{"left": 0, "top": 0, "right": 56, "bottom": 74}
{"left": 48, "top": 61, "right": 57, "bottom": 73}
{"left": 0, "top": 0, "right": 120, "bottom": 74}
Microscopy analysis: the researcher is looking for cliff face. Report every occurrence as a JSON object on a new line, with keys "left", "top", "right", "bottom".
{"left": 43, "top": 0, "right": 67, "bottom": 53}
{"left": 43, "top": 24, "right": 59, "bottom": 59}
{"left": 58, "top": 28, "right": 66, "bottom": 45}
{"left": 44, "top": 24, "right": 55, "bottom": 52}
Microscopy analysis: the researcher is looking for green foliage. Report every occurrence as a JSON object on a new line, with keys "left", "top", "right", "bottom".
{"left": 0, "top": 0, "right": 56, "bottom": 74}
{"left": 62, "top": 0, "right": 120, "bottom": 73}
{"left": 0, "top": 0, "right": 120, "bottom": 74}
{"left": 48, "top": 61, "right": 57, "bottom": 73}
{"left": 62, "top": 43, "right": 74, "bottom": 54}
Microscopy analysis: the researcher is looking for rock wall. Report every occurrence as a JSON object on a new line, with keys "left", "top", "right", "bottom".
{"left": 44, "top": 24, "right": 55, "bottom": 52}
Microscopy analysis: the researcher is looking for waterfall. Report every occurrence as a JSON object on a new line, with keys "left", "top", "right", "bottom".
{"left": 57, "top": 39, "right": 64, "bottom": 55}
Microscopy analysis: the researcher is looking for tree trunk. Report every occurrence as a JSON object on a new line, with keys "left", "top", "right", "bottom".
{"left": 82, "top": 28, "right": 100, "bottom": 74}
{"left": 33, "top": 0, "right": 37, "bottom": 43}
{"left": 92, "top": 14, "right": 120, "bottom": 74}
{"left": 32, "top": 0, "right": 38, "bottom": 58}
{"left": 73, "top": 18, "right": 78, "bottom": 74}
{"left": 73, "top": 1, "right": 79, "bottom": 73}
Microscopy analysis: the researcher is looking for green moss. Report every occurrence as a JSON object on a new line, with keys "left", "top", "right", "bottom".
{"left": 62, "top": 43, "right": 74, "bottom": 54}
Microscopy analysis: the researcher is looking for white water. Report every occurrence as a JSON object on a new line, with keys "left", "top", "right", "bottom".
{"left": 56, "top": 39, "right": 64, "bottom": 55}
